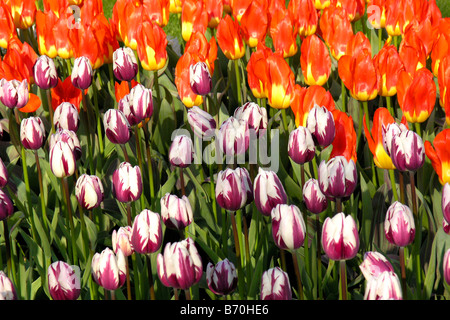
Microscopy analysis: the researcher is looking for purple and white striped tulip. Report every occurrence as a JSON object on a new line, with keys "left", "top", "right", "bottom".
{"left": 359, "top": 251, "right": 395, "bottom": 282}
{"left": 103, "top": 109, "right": 131, "bottom": 145}
{"left": 253, "top": 168, "right": 287, "bottom": 216}
{"left": 236, "top": 167, "right": 253, "bottom": 205}
{"left": 384, "top": 201, "right": 415, "bottom": 247}
{"left": 0, "top": 79, "right": 29, "bottom": 109}
{"left": 322, "top": 212, "right": 359, "bottom": 261}
{"left": 306, "top": 105, "right": 335, "bottom": 148}
{"left": 218, "top": 116, "right": 250, "bottom": 156}
{"left": 91, "top": 248, "right": 127, "bottom": 291}
{"left": 189, "top": 61, "right": 212, "bottom": 96}
{"left": 129, "top": 83, "right": 153, "bottom": 123}
{"left": 318, "top": 156, "right": 357, "bottom": 200}
{"left": 381, "top": 122, "right": 408, "bottom": 158}
{"left": 206, "top": 259, "right": 238, "bottom": 296}
{"left": 302, "top": 178, "right": 327, "bottom": 214}
{"left": 130, "top": 209, "right": 162, "bottom": 254}
{"left": 288, "top": 126, "right": 315, "bottom": 165}
{"left": 442, "top": 183, "right": 450, "bottom": 224}
{"left": 112, "top": 226, "right": 134, "bottom": 257}
{"left": 113, "top": 47, "right": 138, "bottom": 82}
{"left": 260, "top": 267, "right": 292, "bottom": 300}
{"left": 49, "top": 140, "right": 76, "bottom": 178}
{"left": 187, "top": 106, "right": 216, "bottom": 138}
{"left": 112, "top": 162, "right": 143, "bottom": 203}
{"left": 0, "top": 271, "right": 16, "bottom": 300}
{"left": 215, "top": 167, "right": 249, "bottom": 212}
{"left": 0, "top": 189, "right": 13, "bottom": 221}
{"left": 444, "top": 218, "right": 450, "bottom": 235}
{"left": 49, "top": 128, "right": 82, "bottom": 160}
{"left": 168, "top": 135, "right": 194, "bottom": 168}
{"left": 71, "top": 56, "right": 93, "bottom": 90}
{"left": 160, "top": 193, "right": 193, "bottom": 230}
{"left": 20, "top": 116, "right": 45, "bottom": 150}
{"left": 271, "top": 204, "right": 306, "bottom": 251}
{"left": 363, "top": 271, "right": 403, "bottom": 300}
{"left": 118, "top": 93, "right": 138, "bottom": 126}
{"left": 47, "top": 261, "right": 81, "bottom": 300}
{"left": 53, "top": 102, "right": 79, "bottom": 132}
{"left": 0, "top": 157, "right": 8, "bottom": 189}
{"left": 443, "top": 248, "right": 450, "bottom": 286}
{"left": 390, "top": 130, "right": 425, "bottom": 172}
{"left": 234, "top": 102, "right": 268, "bottom": 137}
{"left": 75, "top": 174, "right": 104, "bottom": 210}
{"left": 157, "top": 238, "right": 203, "bottom": 290}
{"left": 34, "top": 55, "right": 58, "bottom": 90}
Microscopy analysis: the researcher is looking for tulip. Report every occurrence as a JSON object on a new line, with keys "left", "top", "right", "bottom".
{"left": 49, "top": 128, "right": 82, "bottom": 161}
{"left": 75, "top": 174, "right": 104, "bottom": 211}
{"left": 384, "top": 201, "right": 415, "bottom": 247}
{"left": 0, "top": 189, "right": 13, "bottom": 221}
{"left": 438, "top": 55, "right": 450, "bottom": 126}
{"left": 50, "top": 77, "right": 83, "bottom": 112}
{"left": 363, "top": 271, "right": 403, "bottom": 300}
{"left": 359, "top": 251, "right": 395, "bottom": 281}
{"left": 157, "top": 238, "right": 203, "bottom": 290}
{"left": 175, "top": 52, "right": 204, "bottom": 108}
{"left": 0, "top": 157, "right": 7, "bottom": 189}
{"left": 271, "top": 204, "right": 306, "bottom": 251}
{"left": 33, "top": 55, "right": 58, "bottom": 90}
{"left": 253, "top": 168, "right": 287, "bottom": 216}
{"left": 330, "top": 109, "right": 357, "bottom": 163}
{"left": 246, "top": 44, "right": 271, "bottom": 99}
{"left": 91, "top": 247, "right": 127, "bottom": 291}
{"left": 373, "top": 45, "right": 405, "bottom": 97}
{"left": 53, "top": 102, "right": 79, "bottom": 132}
{"left": 47, "top": 261, "right": 81, "bottom": 300}
{"left": 168, "top": 135, "right": 194, "bottom": 168}
{"left": 442, "top": 183, "right": 450, "bottom": 224}
{"left": 0, "top": 271, "right": 16, "bottom": 300}
{"left": 270, "top": 14, "right": 298, "bottom": 58}
{"left": 206, "top": 259, "right": 238, "bottom": 296}
{"left": 236, "top": 166, "right": 254, "bottom": 205}
{"left": 130, "top": 209, "right": 162, "bottom": 254}
{"left": 381, "top": 122, "right": 408, "bottom": 158}
{"left": 180, "top": 0, "right": 208, "bottom": 42}
{"left": 71, "top": 56, "right": 93, "bottom": 90}
{"left": 306, "top": 105, "right": 336, "bottom": 148}
{"left": 398, "top": 42, "right": 427, "bottom": 77}
{"left": 118, "top": 93, "right": 139, "bottom": 127}
{"left": 49, "top": 140, "right": 76, "bottom": 178}
{"left": 0, "top": 79, "right": 28, "bottom": 109}
{"left": 322, "top": 212, "right": 359, "bottom": 261}
{"left": 112, "top": 161, "right": 143, "bottom": 203}
{"left": 318, "top": 156, "right": 357, "bottom": 200}
{"left": 112, "top": 226, "right": 134, "bottom": 257}
{"left": 136, "top": 20, "right": 168, "bottom": 71}
{"left": 160, "top": 193, "right": 193, "bottom": 230}
{"left": 288, "top": 126, "right": 315, "bottom": 165}
{"left": 187, "top": 106, "right": 216, "bottom": 138}
{"left": 303, "top": 178, "right": 328, "bottom": 214}
{"left": 233, "top": 102, "right": 268, "bottom": 137}
{"left": 239, "top": 0, "right": 268, "bottom": 48}
{"left": 431, "top": 23, "right": 450, "bottom": 77}
{"left": 103, "top": 109, "right": 131, "bottom": 145}
{"left": 230, "top": 0, "right": 252, "bottom": 21}
{"left": 425, "top": 129, "right": 450, "bottom": 185}
{"left": 0, "top": 4, "right": 17, "bottom": 49}
{"left": 189, "top": 61, "right": 212, "bottom": 96}
{"left": 216, "top": 167, "right": 249, "bottom": 212}
{"left": 266, "top": 52, "right": 296, "bottom": 109}
{"left": 389, "top": 130, "right": 425, "bottom": 172}
{"left": 288, "top": 0, "right": 318, "bottom": 37}
{"left": 205, "top": 0, "right": 223, "bottom": 28}
{"left": 216, "top": 14, "right": 245, "bottom": 60}
{"left": 7, "top": 0, "right": 36, "bottom": 30}
{"left": 113, "top": 47, "right": 138, "bottom": 82}
{"left": 129, "top": 83, "right": 153, "bottom": 123}
{"left": 218, "top": 116, "right": 249, "bottom": 157}
{"left": 260, "top": 267, "right": 292, "bottom": 300}
{"left": 20, "top": 116, "right": 45, "bottom": 150}
{"left": 300, "top": 34, "right": 331, "bottom": 87}
{"left": 443, "top": 248, "right": 450, "bottom": 286}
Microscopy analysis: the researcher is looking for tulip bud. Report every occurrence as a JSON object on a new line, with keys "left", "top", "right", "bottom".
{"left": 130, "top": 209, "right": 162, "bottom": 254}
{"left": 75, "top": 174, "right": 104, "bottom": 210}
{"left": 129, "top": 83, "right": 153, "bottom": 123}
{"left": 157, "top": 238, "right": 203, "bottom": 290}
{"left": 47, "top": 261, "right": 81, "bottom": 300}
{"left": 91, "top": 248, "right": 127, "bottom": 291}
{"left": 359, "top": 251, "right": 395, "bottom": 282}
{"left": 189, "top": 61, "right": 212, "bottom": 96}
{"left": 253, "top": 168, "right": 287, "bottom": 216}
{"left": 318, "top": 156, "right": 357, "bottom": 200}
{"left": 53, "top": 102, "right": 79, "bottom": 132}
{"left": 71, "top": 56, "right": 93, "bottom": 90}
{"left": 118, "top": 94, "right": 139, "bottom": 127}
{"left": 0, "top": 79, "right": 29, "bottom": 109}
{"left": 363, "top": 271, "right": 403, "bottom": 300}
{"left": 187, "top": 106, "right": 216, "bottom": 138}
{"left": 306, "top": 105, "right": 335, "bottom": 147}
{"left": 20, "top": 116, "right": 46, "bottom": 150}
{"left": 288, "top": 126, "right": 315, "bottom": 164}
{"left": 112, "top": 162, "right": 143, "bottom": 203}
{"left": 390, "top": 130, "right": 425, "bottom": 172}
{"left": 302, "top": 178, "right": 327, "bottom": 214}
{"left": 103, "top": 109, "right": 131, "bottom": 145}
{"left": 322, "top": 212, "right": 359, "bottom": 261}
{"left": 260, "top": 267, "right": 292, "bottom": 300}
{"left": 34, "top": 55, "right": 58, "bottom": 90}
{"left": 234, "top": 102, "right": 268, "bottom": 137}
{"left": 206, "top": 259, "right": 238, "bottom": 296}
{"left": 218, "top": 116, "right": 250, "bottom": 156}
{"left": 215, "top": 167, "right": 249, "bottom": 212}
{"left": 0, "top": 189, "right": 14, "bottom": 221}
{"left": 443, "top": 248, "right": 450, "bottom": 286}
{"left": 0, "top": 157, "right": 8, "bottom": 189}
{"left": 49, "top": 140, "right": 76, "bottom": 178}
{"left": 442, "top": 183, "right": 450, "bottom": 224}
{"left": 168, "top": 135, "right": 194, "bottom": 168}
{"left": 381, "top": 122, "right": 408, "bottom": 158}
{"left": 49, "top": 128, "right": 82, "bottom": 160}
{"left": 112, "top": 226, "right": 134, "bottom": 257}
{"left": 113, "top": 47, "right": 138, "bottom": 82}
{"left": 160, "top": 193, "right": 193, "bottom": 230}
{"left": 271, "top": 204, "right": 306, "bottom": 251}
{"left": 0, "top": 271, "right": 17, "bottom": 300}
{"left": 384, "top": 201, "right": 415, "bottom": 247}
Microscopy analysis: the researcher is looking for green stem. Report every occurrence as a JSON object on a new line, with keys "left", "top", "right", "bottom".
{"left": 82, "top": 92, "right": 95, "bottom": 175}
{"left": 281, "top": 108, "right": 289, "bottom": 132}
{"left": 339, "top": 260, "right": 348, "bottom": 300}
{"left": 34, "top": 152, "right": 49, "bottom": 235}
{"left": 389, "top": 169, "right": 399, "bottom": 201}
{"left": 316, "top": 214, "right": 323, "bottom": 299}
{"left": 292, "top": 250, "right": 304, "bottom": 300}
{"left": 2, "top": 220, "right": 12, "bottom": 278}
{"left": 230, "top": 211, "right": 245, "bottom": 299}
{"left": 62, "top": 177, "right": 78, "bottom": 265}
{"left": 143, "top": 124, "right": 155, "bottom": 208}
{"left": 146, "top": 254, "right": 156, "bottom": 300}
{"left": 21, "top": 146, "right": 37, "bottom": 240}
{"left": 399, "top": 246, "right": 407, "bottom": 300}
{"left": 234, "top": 59, "right": 242, "bottom": 106}
{"left": 341, "top": 79, "right": 347, "bottom": 113}
{"left": 410, "top": 171, "right": 422, "bottom": 298}
{"left": 210, "top": 164, "right": 218, "bottom": 224}
{"left": 135, "top": 125, "right": 145, "bottom": 210}
{"left": 386, "top": 95, "right": 393, "bottom": 116}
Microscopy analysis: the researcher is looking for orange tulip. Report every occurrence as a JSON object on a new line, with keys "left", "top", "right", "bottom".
{"left": 267, "top": 0, "right": 288, "bottom": 36}
{"left": 230, "top": 0, "right": 252, "bottom": 22}
{"left": 367, "top": 0, "right": 387, "bottom": 29}
{"left": 438, "top": 55, "right": 450, "bottom": 126}
{"left": 288, "top": 0, "right": 318, "bottom": 37}
{"left": 266, "top": 51, "right": 296, "bottom": 109}
{"left": 313, "top": 0, "right": 331, "bottom": 10}
{"left": 345, "top": 31, "right": 372, "bottom": 57}
{"left": 330, "top": 109, "right": 357, "bottom": 162}
{"left": 51, "top": 76, "right": 83, "bottom": 111}
{"left": 35, "top": 10, "right": 59, "bottom": 58}
{"left": 0, "top": 3, "right": 16, "bottom": 49}
{"left": 431, "top": 19, "right": 450, "bottom": 77}
{"left": 143, "top": 0, "right": 170, "bottom": 27}
{"left": 71, "top": 24, "right": 104, "bottom": 69}
{"left": 384, "top": 0, "right": 415, "bottom": 36}
{"left": 169, "top": 0, "right": 182, "bottom": 13}
{"left": 246, "top": 43, "right": 272, "bottom": 99}
{"left": 240, "top": 0, "right": 268, "bottom": 48}
{"left": 184, "top": 31, "right": 218, "bottom": 75}
{"left": 216, "top": 14, "right": 245, "bottom": 60}
{"left": 270, "top": 14, "right": 298, "bottom": 58}
{"left": 402, "top": 18, "right": 437, "bottom": 58}
{"left": 373, "top": 44, "right": 405, "bottom": 97}
{"left": 398, "top": 40, "right": 427, "bottom": 77}
{"left": 4, "top": 0, "right": 36, "bottom": 29}
{"left": 181, "top": 0, "right": 208, "bottom": 42}
{"left": 175, "top": 52, "right": 203, "bottom": 108}
{"left": 112, "top": 0, "right": 142, "bottom": 50}
{"left": 332, "top": 0, "right": 366, "bottom": 22}
{"left": 425, "top": 129, "right": 450, "bottom": 185}
{"left": 0, "top": 37, "right": 38, "bottom": 84}
{"left": 115, "top": 79, "right": 139, "bottom": 102}
{"left": 136, "top": 19, "right": 168, "bottom": 71}
{"left": 204, "top": 0, "right": 223, "bottom": 28}
{"left": 300, "top": 34, "right": 331, "bottom": 87}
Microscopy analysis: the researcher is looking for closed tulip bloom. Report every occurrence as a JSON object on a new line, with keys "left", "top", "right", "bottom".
{"left": 303, "top": 178, "right": 328, "bottom": 214}
{"left": 381, "top": 122, "right": 408, "bottom": 159}
{"left": 0, "top": 189, "right": 13, "bottom": 221}
{"left": 425, "top": 129, "right": 450, "bottom": 185}
{"left": 0, "top": 79, "right": 28, "bottom": 109}
{"left": 254, "top": 168, "right": 287, "bottom": 216}
{"left": 288, "top": 0, "right": 318, "bottom": 37}
{"left": 218, "top": 116, "right": 249, "bottom": 156}
{"left": 234, "top": 102, "right": 268, "bottom": 137}
{"left": 363, "top": 271, "right": 403, "bottom": 300}
{"left": 443, "top": 249, "right": 450, "bottom": 286}
{"left": 271, "top": 204, "right": 306, "bottom": 251}
{"left": 168, "top": 135, "right": 194, "bottom": 168}
{"left": 75, "top": 174, "right": 104, "bottom": 211}
{"left": 0, "top": 157, "right": 7, "bottom": 188}
{"left": 34, "top": 55, "right": 58, "bottom": 90}
{"left": 373, "top": 45, "right": 405, "bottom": 97}
{"left": 71, "top": 56, "right": 93, "bottom": 90}
{"left": 260, "top": 267, "right": 292, "bottom": 300}
{"left": 53, "top": 102, "right": 79, "bottom": 132}
{"left": 103, "top": 109, "right": 131, "bottom": 145}
{"left": 49, "top": 128, "right": 82, "bottom": 161}
{"left": 384, "top": 201, "right": 415, "bottom": 247}
{"left": 438, "top": 55, "right": 450, "bottom": 126}
{"left": 118, "top": 93, "right": 139, "bottom": 127}
{"left": 189, "top": 61, "right": 212, "bottom": 96}
{"left": 216, "top": 14, "right": 245, "bottom": 60}
{"left": 246, "top": 44, "right": 271, "bottom": 99}
{"left": 216, "top": 167, "right": 249, "bottom": 212}
{"left": 359, "top": 251, "right": 395, "bottom": 282}
{"left": 91, "top": 248, "right": 127, "bottom": 291}
{"left": 322, "top": 212, "right": 359, "bottom": 261}
{"left": 187, "top": 106, "right": 216, "bottom": 138}
{"left": 112, "top": 162, "right": 143, "bottom": 203}
{"left": 20, "top": 116, "right": 45, "bottom": 150}
{"left": 318, "top": 156, "right": 357, "bottom": 200}
{"left": 157, "top": 238, "right": 203, "bottom": 290}
{"left": 206, "top": 259, "right": 238, "bottom": 296}
{"left": 390, "top": 130, "right": 425, "bottom": 172}
{"left": 49, "top": 140, "right": 76, "bottom": 178}
{"left": 267, "top": 52, "right": 296, "bottom": 109}
{"left": 288, "top": 126, "right": 315, "bottom": 165}
{"left": 442, "top": 183, "right": 450, "bottom": 224}
{"left": 129, "top": 83, "right": 153, "bottom": 123}
{"left": 330, "top": 109, "right": 357, "bottom": 163}
{"left": 270, "top": 14, "right": 298, "bottom": 58}
{"left": 113, "top": 47, "right": 138, "bottom": 82}
{"left": 300, "top": 34, "right": 331, "bottom": 86}
{"left": 0, "top": 271, "right": 16, "bottom": 300}
{"left": 112, "top": 226, "right": 134, "bottom": 257}
{"left": 306, "top": 105, "right": 336, "bottom": 148}
{"left": 160, "top": 193, "right": 193, "bottom": 230}
{"left": 131, "top": 209, "right": 162, "bottom": 254}
{"left": 47, "top": 261, "right": 81, "bottom": 300}
{"left": 239, "top": 0, "right": 268, "bottom": 48}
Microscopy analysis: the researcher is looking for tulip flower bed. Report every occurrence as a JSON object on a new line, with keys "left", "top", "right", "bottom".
{"left": 1, "top": 0, "right": 450, "bottom": 302}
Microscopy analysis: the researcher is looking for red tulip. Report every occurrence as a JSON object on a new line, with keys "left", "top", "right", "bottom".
{"left": 330, "top": 109, "right": 357, "bottom": 162}
{"left": 270, "top": 14, "right": 298, "bottom": 58}
{"left": 425, "top": 129, "right": 450, "bottom": 185}
{"left": 181, "top": 0, "right": 208, "bottom": 42}
{"left": 240, "top": 0, "right": 268, "bottom": 48}
{"left": 266, "top": 51, "right": 296, "bottom": 109}
{"left": 216, "top": 14, "right": 245, "bottom": 60}
{"left": 0, "top": 3, "right": 16, "bottom": 49}
{"left": 288, "top": 0, "right": 318, "bottom": 37}
{"left": 300, "top": 34, "right": 331, "bottom": 87}
{"left": 246, "top": 43, "right": 271, "bottom": 99}
{"left": 136, "top": 19, "right": 168, "bottom": 71}
{"left": 373, "top": 44, "right": 405, "bottom": 97}
{"left": 438, "top": 55, "right": 450, "bottom": 126}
